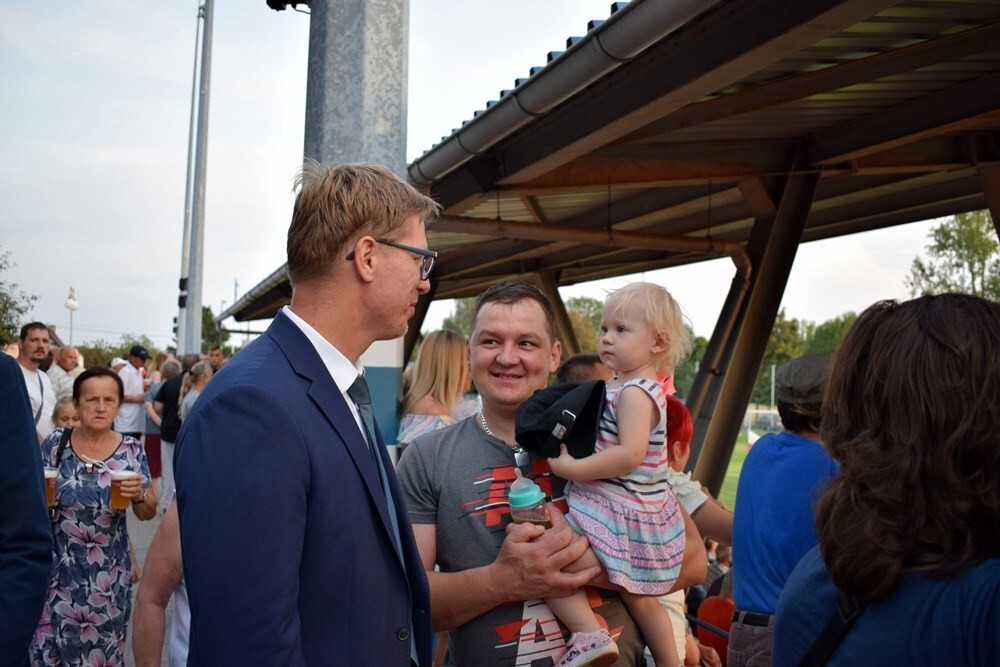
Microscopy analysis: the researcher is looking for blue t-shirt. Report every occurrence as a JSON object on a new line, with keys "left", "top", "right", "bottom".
{"left": 732, "top": 431, "right": 838, "bottom": 613}
{"left": 774, "top": 547, "right": 1000, "bottom": 665}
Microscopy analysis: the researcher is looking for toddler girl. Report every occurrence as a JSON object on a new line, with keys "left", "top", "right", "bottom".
{"left": 547, "top": 282, "right": 692, "bottom": 667}
{"left": 51, "top": 398, "right": 80, "bottom": 428}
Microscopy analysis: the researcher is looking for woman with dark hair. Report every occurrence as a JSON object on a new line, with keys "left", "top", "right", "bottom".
{"left": 774, "top": 294, "right": 1000, "bottom": 665}
{"left": 31, "top": 365, "right": 157, "bottom": 666}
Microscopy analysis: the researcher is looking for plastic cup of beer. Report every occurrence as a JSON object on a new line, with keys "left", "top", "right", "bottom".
{"left": 44, "top": 467, "right": 58, "bottom": 507}
{"left": 109, "top": 470, "right": 139, "bottom": 510}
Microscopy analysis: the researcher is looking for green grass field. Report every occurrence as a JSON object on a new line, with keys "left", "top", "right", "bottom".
{"left": 715, "top": 430, "right": 749, "bottom": 510}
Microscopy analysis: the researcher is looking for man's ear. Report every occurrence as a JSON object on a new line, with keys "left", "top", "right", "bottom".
{"left": 349, "top": 236, "right": 378, "bottom": 283}
{"left": 549, "top": 340, "right": 563, "bottom": 373}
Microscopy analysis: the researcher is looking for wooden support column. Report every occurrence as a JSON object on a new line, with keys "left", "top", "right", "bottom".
{"left": 539, "top": 270, "right": 579, "bottom": 358}
{"left": 686, "top": 178, "right": 774, "bottom": 477}
{"left": 692, "top": 168, "right": 820, "bottom": 495}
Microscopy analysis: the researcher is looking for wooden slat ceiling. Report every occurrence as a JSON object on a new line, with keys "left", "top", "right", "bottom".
{"left": 227, "top": 0, "right": 1000, "bottom": 322}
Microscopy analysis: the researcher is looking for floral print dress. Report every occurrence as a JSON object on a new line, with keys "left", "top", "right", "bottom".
{"left": 31, "top": 427, "right": 151, "bottom": 667}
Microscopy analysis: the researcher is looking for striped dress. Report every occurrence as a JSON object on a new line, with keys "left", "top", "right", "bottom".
{"left": 566, "top": 377, "right": 686, "bottom": 595}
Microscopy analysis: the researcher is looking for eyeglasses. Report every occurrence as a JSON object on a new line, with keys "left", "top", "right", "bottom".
{"left": 346, "top": 238, "right": 438, "bottom": 280}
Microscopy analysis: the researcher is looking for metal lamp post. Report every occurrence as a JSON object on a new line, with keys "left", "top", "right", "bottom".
{"left": 64, "top": 288, "right": 79, "bottom": 345}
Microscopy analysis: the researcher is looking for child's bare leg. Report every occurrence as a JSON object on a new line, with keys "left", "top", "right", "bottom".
{"left": 546, "top": 589, "right": 603, "bottom": 632}
{"left": 547, "top": 591, "right": 619, "bottom": 667}
{"left": 621, "top": 592, "right": 679, "bottom": 667}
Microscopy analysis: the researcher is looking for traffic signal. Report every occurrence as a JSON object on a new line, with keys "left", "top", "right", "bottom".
{"left": 266, "top": 0, "right": 309, "bottom": 10}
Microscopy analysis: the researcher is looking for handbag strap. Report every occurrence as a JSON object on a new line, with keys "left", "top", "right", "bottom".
{"left": 798, "top": 590, "right": 865, "bottom": 667}
{"left": 53, "top": 427, "right": 73, "bottom": 467}
{"left": 49, "top": 427, "right": 73, "bottom": 524}
{"left": 34, "top": 372, "right": 44, "bottom": 424}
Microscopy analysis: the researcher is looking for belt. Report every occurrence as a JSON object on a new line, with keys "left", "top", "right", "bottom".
{"left": 732, "top": 610, "right": 774, "bottom": 627}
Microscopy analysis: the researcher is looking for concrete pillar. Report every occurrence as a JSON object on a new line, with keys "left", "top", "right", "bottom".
{"left": 304, "top": 0, "right": 408, "bottom": 175}
{"left": 304, "top": 0, "right": 410, "bottom": 447}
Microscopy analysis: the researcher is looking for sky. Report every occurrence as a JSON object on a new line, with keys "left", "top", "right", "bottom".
{"left": 1, "top": 0, "right": 940, "bottom": 351}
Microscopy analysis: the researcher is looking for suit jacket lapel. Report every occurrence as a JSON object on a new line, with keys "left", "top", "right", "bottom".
{"left": 265, "top": 312, "right": 401, "bottom": 557}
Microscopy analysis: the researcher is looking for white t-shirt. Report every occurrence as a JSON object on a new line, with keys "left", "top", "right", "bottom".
{"left": 20, "top": 362, "right": 55, "bottom": 440}
{"left": 114, "top": 363, "right": 146, "bottom": 433}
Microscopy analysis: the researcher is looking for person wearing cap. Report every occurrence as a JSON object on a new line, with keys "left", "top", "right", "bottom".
{"left": 113, "top": 344, "right": 150, "bottom": 439}
{"left": 728, "top": 354, "right": 838, "bottom": 666}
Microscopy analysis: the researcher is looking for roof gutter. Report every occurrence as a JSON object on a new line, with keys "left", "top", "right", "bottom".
{"left": 408, "top": 0, "right": 722, "bottom": 186}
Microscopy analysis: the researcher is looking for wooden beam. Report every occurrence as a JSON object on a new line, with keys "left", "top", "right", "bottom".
{"left": 737, "top": 178, "right": 777, "bottom": 220}
{"left": 693, "top": 168, "right": 820, "bottom": 493}
{"left": 521, "top": 195, "right": 548, "bottom": 224}
{"left": 433, "top": 215, "right": 747, "bottom": 256}
{"left": 809, "top": 71, "right": 1000, "bottom": 165}
{"left": 518, "top": 142, "right": 791, "bottom": 190}
{"left": 429, "top": 0, "right": 899, "bottom": 210}
{"left": 620, "top": 21, "right": 1000, "bottom": 143}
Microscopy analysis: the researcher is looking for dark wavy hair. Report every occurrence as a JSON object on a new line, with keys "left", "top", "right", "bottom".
{"left": 816, "top": 293, "right": 1000, "bottom": 602}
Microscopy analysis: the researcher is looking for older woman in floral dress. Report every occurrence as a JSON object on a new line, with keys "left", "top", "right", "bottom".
{"left": 32, "top": 366, "right": 156, "bottom": 666}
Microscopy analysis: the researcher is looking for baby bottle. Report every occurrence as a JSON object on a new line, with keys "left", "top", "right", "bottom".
{"left": 507, "top": 469, "right": 551, "bottom": 528}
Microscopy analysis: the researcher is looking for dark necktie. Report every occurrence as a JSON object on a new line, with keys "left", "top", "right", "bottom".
{"left": 347, "top": 374, "right": 384, "bottom": 490}
{"left": 347, "top": 373, "right": 413, "bottom": 659}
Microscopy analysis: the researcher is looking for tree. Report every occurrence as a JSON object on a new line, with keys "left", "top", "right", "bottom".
{"left": 672, "top": 328, "right": 707, "bottom": 399}
{"left": 752, "top": 309, "right": 808, "bottom": 406}
{"left": 441, "top": 297, "right": 475, "bottom": 338}
{"left": 566, "top": 295, "right": 603, "bottom": 353}
{"left": 201, "top": 306, "right": 230, "bottom": 352}
{"left": 566, "top": 296, "right": 602, "bottom": 331}
{"left": 906, "top": 210, "right": 1000, "bottom": 300}
{"left": 0, "top": 246, "right": 37, "bottom": 346}
{"left": 441, "top": 294, "right": 604, "bottom": 353}
{"left": 805, "top": 312, "right": 857, "bottom": 356}
{"left": 78, "top": 334, "right": 161, "bottom": 369}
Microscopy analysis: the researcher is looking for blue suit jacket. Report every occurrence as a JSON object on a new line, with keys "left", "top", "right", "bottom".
{"left": 175, "top": 311, "right": 430, "bottom": 665}
{"left": 0, "top": 354, "right": 52, "bottom": 667}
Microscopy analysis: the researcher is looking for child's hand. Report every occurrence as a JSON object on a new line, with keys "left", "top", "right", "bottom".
{"left": 547, "top": 444, "right": 580, "bottom": 480}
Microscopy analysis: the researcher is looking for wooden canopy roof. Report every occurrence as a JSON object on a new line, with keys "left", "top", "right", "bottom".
{"left": 227, "top": 0, "right": 1000, "bottom": 321}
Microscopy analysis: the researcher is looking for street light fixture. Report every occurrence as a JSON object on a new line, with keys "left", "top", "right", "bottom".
{"left": 64, "top": 287, "right": 79, "bottom": 345}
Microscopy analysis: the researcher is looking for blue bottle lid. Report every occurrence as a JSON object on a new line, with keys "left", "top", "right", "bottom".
{"left": 508, "top": 469, "right": 545, "bottom": 508}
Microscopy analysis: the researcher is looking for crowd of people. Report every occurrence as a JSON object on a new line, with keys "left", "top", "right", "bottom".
{"left": 2, "top": 326, "right": 222, "bottom": 666}
{"left": 2, "top": 158, "right": 997, "bottom": 667}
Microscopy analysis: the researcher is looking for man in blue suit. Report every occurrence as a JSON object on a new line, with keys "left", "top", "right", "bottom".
{"left": 0, "top": 352, "right": 52, "bottom": 667}
{"left": 175, "top": 161, "right": 440, "bottom": 665}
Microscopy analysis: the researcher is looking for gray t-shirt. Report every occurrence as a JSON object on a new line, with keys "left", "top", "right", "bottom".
{"left": 397, "top": 418, "right": 645, "bottom": 667}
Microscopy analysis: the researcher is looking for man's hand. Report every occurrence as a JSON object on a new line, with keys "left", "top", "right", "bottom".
{"left": 494, "top": 502, "right": 599, "bottom": 599}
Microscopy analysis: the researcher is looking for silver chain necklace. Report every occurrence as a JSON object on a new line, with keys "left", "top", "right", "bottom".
{"left": 478, "top": 412, "right": 531, "bottom": 468}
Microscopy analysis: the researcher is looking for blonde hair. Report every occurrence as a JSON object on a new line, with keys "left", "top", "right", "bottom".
{"left": 150, "top": 352, "right": 168, "bottom": 374}
{"left": 403, "top": 330, "right": 469, "bottom": 415}
{"left": 52, "top": 397, "right": 77, "bottom": 425}
{"left": 286, "top": 160, "right": 440, "bottom": 285}
{"left": 605, "top": 282, "right": 692, "bottom": 372}
{"left": 180, "top": 361, "right": 213, "bottom": 403}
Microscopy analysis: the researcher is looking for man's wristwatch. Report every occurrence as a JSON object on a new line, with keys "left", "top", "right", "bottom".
{"left": 131, "top": 488, "right": 147, "bottom": 504}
